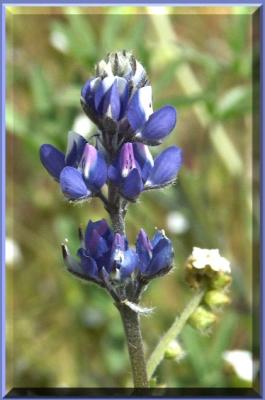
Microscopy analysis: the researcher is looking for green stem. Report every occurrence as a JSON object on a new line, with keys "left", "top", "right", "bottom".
{"left": 147, "top": 288, "right": 206, "bottom": 380}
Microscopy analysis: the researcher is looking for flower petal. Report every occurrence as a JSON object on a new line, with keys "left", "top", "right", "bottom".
{"left": 110, "top": 233, "right": 127, "bottom": 270}
{"left": 127, "top": 86, "right": 153, "bottom": 131}
{"left": 93, "top": 219, "right": 112, "bottom": 241}
{"left": 145, "top": 146, "right": 183, "bottom": 188}
{"left": 145, "top": 238, "right": 174, "bottom": 277}
{"left": 81, "top": 145, "right": 108, "bottom": 192}
{"left": 120, "top": 249, "right": 139, "bottom": 279}
{"left": 65, "top": 131, "right": 87, "bottom": 167}
{"left": 81, "top": 77, "right": 101, "bottom": 106}
{"left": 120, "top": 168, "right": 143, "bottom": 201}
{"left": 40, "top": 144, "right": 65, "bottom": 181}
{"left": 102, "top": 80, "right": 121, "bottom": 120}
{"left": 133, "top": 143, "right": 154, "bottom": 183}
{"left": 140, "top": 105, "right": 177, "bottom": 144}
{"left": 136, "top": 229, "right": 153, "bottom": 273}
{"left": 116, "top": 77, "right": 129, "bottom": 117}
{"left": 94, "top": 76, "right": 115, "bottom": 113}
{"left": 78, "top": 248, "right": 99, "bottom": 279}
{"left": 85, "top": 228, "right": 109, "bottom": 259}
{"left": 151, "top": 230, "right": 165, "bottom": 247}
{"left": 60, "top": 167, "right": 91, "bottom": 200}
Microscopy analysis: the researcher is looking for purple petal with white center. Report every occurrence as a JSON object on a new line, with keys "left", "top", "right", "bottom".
{"left": 120, "top": 249, "right": 139, "bottom": 279}
{"left": 140, "top": 105, "right": 177, "bottom": 144}
{"left": 127, "top": 86, "right": 153, "bottom": 131}
{"left": 133, "top": 143, "right": 154, "bottom": 183}
{"left": 119, "top": 143, "right": 136, "bottom": 178}
{"left": 81, "top": 144, "right": 97, "bottom": 179}
{"left": 65, "top": 131, "right": 87, "bottom": 166}
{"left": 94, "top": 76, "right": 115, "bottom": 113}
{"left": 110, "top": 233, "right": 127, "bottom": 269}
{"left": 145, "top": 146, "right": 183, "bottom": 188}
{"left": 40, "top": 144, "right": 65, "bottom": 181}
{"left": 60, "top": 167, "right": 91, "bottom": 200}
{"left": 146, "top": 238, "right": 174, "bottom": 276}
{"left": 81, "top": 145, "right": 107, "bottom": 192}
{"left": 136, "top": 229, "right": 153, "bottom": 273}
{"left": 120, "top": 168, "right": 143, "bottom": 201}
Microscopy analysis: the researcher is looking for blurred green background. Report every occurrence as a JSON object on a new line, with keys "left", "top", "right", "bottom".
{"left": 6, "top": 6, "right": 259, "bottom": 389}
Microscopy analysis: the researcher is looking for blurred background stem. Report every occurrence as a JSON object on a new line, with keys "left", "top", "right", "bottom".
{"left": 147, "top": 287, "right": 206, "bottom": 380}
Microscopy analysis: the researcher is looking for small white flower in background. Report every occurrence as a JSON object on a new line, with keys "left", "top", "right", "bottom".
{"left": 73, "top": 114, "right": 94, "bottom": 137}
{"left": 166, "top": 211, "right": 189, "bottom": 235}
{"left": 6, "top": 237, "right": 22, "bottom": 267}
{"left": 223, "top": 350, "right": 258, "bottom": 382}
{"left": 50, "top": 30, "right": 69, "bottom": 53}
{"left": 190, "top": 247, "right": 231, "bottom": 274}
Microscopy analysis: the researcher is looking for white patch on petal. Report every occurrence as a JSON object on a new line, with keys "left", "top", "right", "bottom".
{"left": 137, "top": 86, "right": 153, "bottom": 121}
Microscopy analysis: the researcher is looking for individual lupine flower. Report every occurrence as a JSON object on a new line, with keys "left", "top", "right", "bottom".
{"left": 185, "top": 247, "right": 232, "bottom": 289}
{"left": 40, "top": 132, "right": 107, "bottom": 201}
{"left": 108, "top": 142, "right": 183, "bottom": 201}
{"left": 62, "top": 219, "right": 139, "bottom": 286}
{"left": 81, "top": 51, "right": 177, "bottom": 145}
{"left": 136, "top": 228, "right": 174, "bottom": 280}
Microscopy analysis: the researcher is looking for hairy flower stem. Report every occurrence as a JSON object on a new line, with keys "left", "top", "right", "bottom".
{"left": 108, "top": 182, "right": 126, "bottom": 235}
{"left": 108, "top": 181, "right": 148, "bottom": 387}
{"left": 117, "top": 303, "right": 148, "bottom": 388}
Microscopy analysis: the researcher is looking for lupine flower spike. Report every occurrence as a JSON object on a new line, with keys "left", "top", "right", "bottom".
{"left": 39, "top": 50, "right": 231, "bottom": 389}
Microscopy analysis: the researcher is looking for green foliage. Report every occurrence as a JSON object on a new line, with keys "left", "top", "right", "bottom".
{"left": 6, "top": 6, "right": 257, "bottom": 389}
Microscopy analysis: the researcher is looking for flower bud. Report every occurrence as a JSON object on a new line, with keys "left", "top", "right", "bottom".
{"left": 189, "top": 306, "right": 217, "bottom": 333}
{"left": 204, "top": 290, "right": 231, "bottom": 311}
{"left": 164, "top": 340, "right": 185, "bottom": 361}
{"left": 95, "top": 50, "right": 149, "bottom": 88}
{"left": 211, "top": 272, "right": 232, "bottom": 290}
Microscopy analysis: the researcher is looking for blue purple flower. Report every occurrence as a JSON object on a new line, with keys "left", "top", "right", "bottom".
{"left": 62, "top": 219, "right": 139, "bottom": 284}
{"left": 136, "top": 228, "right": 174, "bottom": 279}
{"left": 108, "top": 142, "right": 183, "bottom": 201}
{"left": 81, "top": 52, "right": 177, "bottom": 146}
{"left": 62, "top": 219, "right": 174, "bottom": 289}
{"left": 40, "top": 132, "right": 107, "bottom": 201}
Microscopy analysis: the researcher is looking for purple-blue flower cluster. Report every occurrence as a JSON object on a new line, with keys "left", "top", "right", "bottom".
{"left": 62, "top": 219, "right": 174, "bottom": 299}
{"left": 40, "top": 51, "right": 182, "bottom": 300}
